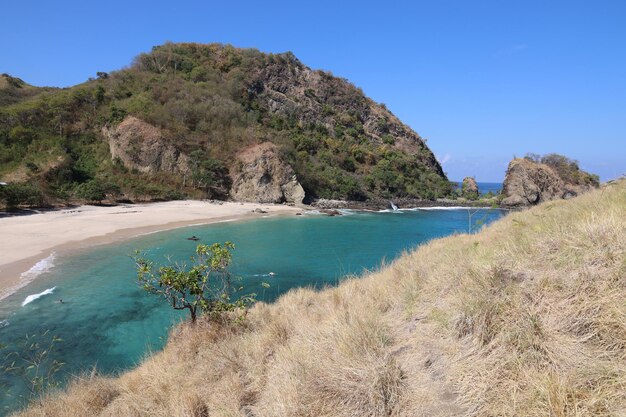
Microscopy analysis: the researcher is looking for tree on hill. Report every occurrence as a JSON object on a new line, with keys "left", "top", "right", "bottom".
{"left": 74, "top": 179, "right": 120, "bottom": 204}
{"left": 74, "top": 180, "right": 106, "bottom": 203}
{"left": 133, "top": 242, "right": 255, "bottom": 324}
{"left": 188, "top": 151, "right": 231, "bottom": 198}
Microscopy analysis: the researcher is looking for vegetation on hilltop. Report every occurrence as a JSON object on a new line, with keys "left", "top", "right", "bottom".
{"left": 13, "top": 181, "right": 626, "bottom": 416}
{"left": 524, "top": 153, "right": 600, "bottom": 187}
{"left": 0, "top": 43, "right": 452, "bottom": 209}
{"left": 0, "top": 74, "right": 56, "bottom": 107}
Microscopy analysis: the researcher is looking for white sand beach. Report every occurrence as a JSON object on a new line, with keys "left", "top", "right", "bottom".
{"left": 0, "top": 201, "right": 302, "bottom": 300}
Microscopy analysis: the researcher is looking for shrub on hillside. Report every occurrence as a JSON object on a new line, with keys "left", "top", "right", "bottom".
{"left": 74, "top": 179, "right": 119, "bottom": 204}
{"left": 0, "top": 183, "right": 44, "bottom": 210}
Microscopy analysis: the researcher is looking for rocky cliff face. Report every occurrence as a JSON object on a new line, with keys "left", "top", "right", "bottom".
{"left": 249, "top": 54, "right": 445, "bottom": 179}
{"left": 501, "top": 158, "right": 597, "bottom": 207}
{"left": 104, "top": 117, "right": 305, "bottom": 204}
{"left": 103, "top": 116, "right": 190, "bottom": 175}
{"left": 230, "top": 142, "right": 305, "bottom": 204}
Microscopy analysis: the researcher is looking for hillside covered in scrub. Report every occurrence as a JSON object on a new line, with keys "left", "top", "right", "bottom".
{"left": 0, "top": 43, "right": 451, "bottom": 208}
{"left": 14, "top": 181, "right": 626, "bottom": 416}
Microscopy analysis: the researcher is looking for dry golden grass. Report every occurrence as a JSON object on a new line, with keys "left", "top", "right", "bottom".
{"left": 14, "top": 181, "right": 626, "bottom": 416}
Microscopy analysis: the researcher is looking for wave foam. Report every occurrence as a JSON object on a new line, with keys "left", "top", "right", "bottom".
{"left": 403, "top": 206, "right": 487, "bottom": 211}
{"left": 20, "top": 252, "right": 56, "bottom": 281}
{"left": 21, "top": 287, "right": 57, "bottom": 307}
{"left": 0, "top": 252, "right": 58, "bottom": 302}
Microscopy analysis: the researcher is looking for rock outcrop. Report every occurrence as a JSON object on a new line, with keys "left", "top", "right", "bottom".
{"left": 230, "top": 143, "right": 305, "bottom": 204}
{"left": 461, "top": 177, "right": 479, "bottom": 200}
{"left": 103, "top": 116, "right": 190, "bottom": 175}
{"left": 501, "top": 157, "right": 598, "bottom": 207}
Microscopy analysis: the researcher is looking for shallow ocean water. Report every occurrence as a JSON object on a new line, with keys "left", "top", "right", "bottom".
{"left": 0, "top": 207, "right": 505, "bottom": 414}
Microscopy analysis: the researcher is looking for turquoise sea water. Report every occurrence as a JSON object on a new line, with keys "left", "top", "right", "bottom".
{"left": 0, "top": 208, "right": 505, "bottom": 414}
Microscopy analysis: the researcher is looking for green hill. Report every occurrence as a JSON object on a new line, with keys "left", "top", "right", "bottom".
{"left": 0, "top": 43, "right": 452, "bottom": 208}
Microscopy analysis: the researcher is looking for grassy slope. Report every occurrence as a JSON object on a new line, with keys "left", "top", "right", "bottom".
{"left": 15, "top": 181, "right": 626, "bottom": 417}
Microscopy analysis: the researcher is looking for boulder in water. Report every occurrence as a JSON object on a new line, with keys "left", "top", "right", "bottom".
{"left": 461, "top": 177, "right": 479, "bottom": 200}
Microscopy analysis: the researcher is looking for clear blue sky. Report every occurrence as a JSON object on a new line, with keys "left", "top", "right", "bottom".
{"left": 1, "top": 0, "right": 624, "bottom": 182}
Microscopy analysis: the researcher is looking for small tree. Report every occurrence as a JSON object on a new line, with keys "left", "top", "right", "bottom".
{"left": 467, "top": 202, "right": 499, "bottom": 233}
{"left": 75, "top": 180, "right": 106, "bottom": 203}
{"left": 467, "top": 208, "right": 481, "bottom": 233}
{"left": 133, "top": 242, "right": 253, "bottom": 324}
{"left": 188, "top": 150, "right": 231, "bottom": 199}
{"left": 74, "top": 179, "right": 119, "bottom": 204}
{"left": 2, "top": 330, "right": 65, "bottom": 403}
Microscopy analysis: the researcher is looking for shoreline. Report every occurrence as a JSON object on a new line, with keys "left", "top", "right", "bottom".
{"left": 312, "top": 198, "right": 500, "bottom": 211}
{"left": 0, "top": 201, "right": 302, "bottom": 301}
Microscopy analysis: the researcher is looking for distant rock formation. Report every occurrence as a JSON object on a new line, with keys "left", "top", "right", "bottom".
{"left": 461, "top": 177, "right": 479, "bottom": 200}
{"left": 501, "top": 156, "right": 598, "bottom": 207}
{"left": 103, "top": 116, "right": 190, "bottom": 175}
{"left": 230, "top": 142, "right": 305, "bottom": 204}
